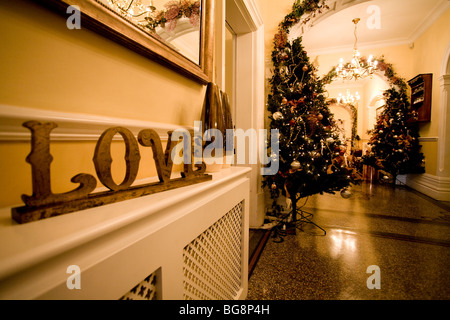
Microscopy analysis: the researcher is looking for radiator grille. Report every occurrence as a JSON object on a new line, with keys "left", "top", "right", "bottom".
{"left": 120, "top": 271, "right": 158, "bottom": 300}
{"left": 183, "top": 201, "right": 244, "bottom": 300}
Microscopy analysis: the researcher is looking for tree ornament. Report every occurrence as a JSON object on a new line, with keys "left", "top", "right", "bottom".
{"left": 273, "top": 111, "right": 283, "bottom": 120}
{"left": 271, "top": 183, "right": 277, "bottom": 190}
{"left": 289, "top": 119, "right": 296, "bottom": 127}
{"left": 310, "top": 151, "right": 320, "bottom": 158}
{"left": 317, "top": 113, "right": 323, "bottom": 121}
{"left": 302, "top": 65, "right": 309, "bottom": 72}
{"left": 340, "top": 188, "right": 352, "bottom": 199}
{"left": 291, "top": 160, "right": 301, "bottom": 171}
{"left": 281, "top": 98, "right": 288, "bottom": 105}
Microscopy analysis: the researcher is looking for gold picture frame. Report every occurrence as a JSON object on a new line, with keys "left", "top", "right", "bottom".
{"left": 35, "top": 0, "right": 214, "bottom": 84}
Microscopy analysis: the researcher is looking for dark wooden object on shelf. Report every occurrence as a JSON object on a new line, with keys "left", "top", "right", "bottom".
{"left": 407, "top": 73, "right": 432, "bottom": 123}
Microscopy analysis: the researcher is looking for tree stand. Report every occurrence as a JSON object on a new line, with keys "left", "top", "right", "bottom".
{"left": 287, "top": 195, "right": 326, "bottom": 236}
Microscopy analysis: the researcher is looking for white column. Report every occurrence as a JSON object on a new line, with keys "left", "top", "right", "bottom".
{"left": 437, "top": 75, "right": 450, "bottom": 177}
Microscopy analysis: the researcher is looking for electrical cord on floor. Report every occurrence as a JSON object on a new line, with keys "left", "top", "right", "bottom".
{"left": 269, "top": 196, "right": 327, "bottom": 243}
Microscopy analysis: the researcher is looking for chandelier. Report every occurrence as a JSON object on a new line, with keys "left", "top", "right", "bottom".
{"left": 335, "top": 18, "right": 378, "bottom": 81}
{"left": 337, "top": 89, "right": 360, "bottom": 104}
{"left": 106, "top": 0, "right": 155, "bottom": 23}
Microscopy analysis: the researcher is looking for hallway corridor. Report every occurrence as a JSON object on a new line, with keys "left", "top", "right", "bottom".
{"left": 247, "top": 183, "right": 450, "bottom": 300}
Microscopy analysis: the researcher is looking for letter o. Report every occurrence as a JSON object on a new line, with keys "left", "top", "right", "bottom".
{"left": 93, "top": 127, "right": 141, "bottom": 191}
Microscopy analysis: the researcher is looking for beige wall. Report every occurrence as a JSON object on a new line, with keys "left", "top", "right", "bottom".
{"left": 254, "top": 0, "right": 293, "bottom": 64}
{"left": 0, "top": 0, "right": 205, "bottom": 125}
{"left": 412, "top": 8, "right": 450, "bottom": 138}
{"left": 0, "top": 0, "right": 205, "bottom": 207}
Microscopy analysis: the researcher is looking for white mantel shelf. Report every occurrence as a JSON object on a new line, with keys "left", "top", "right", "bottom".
{"left": 0, "top": 166, "right": 251, "bottom": 300}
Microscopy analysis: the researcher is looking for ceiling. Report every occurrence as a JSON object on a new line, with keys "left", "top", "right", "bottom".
{"left": 289, "top": 0, "right": 450, "bottom": 55}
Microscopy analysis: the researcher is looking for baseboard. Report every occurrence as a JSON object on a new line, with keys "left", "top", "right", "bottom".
{"left": 400, "top": 173, "right": 450, "bottom": 201}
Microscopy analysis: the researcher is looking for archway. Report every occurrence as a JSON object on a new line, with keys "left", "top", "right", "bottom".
{"left": 437, "top": 42, "right": 450, "bottom": 177}
{"left": 329, "top": 102, "right": 354, "bottom": 152}
{"left": 324, "top": 73, "right": 391, "bottom": 155}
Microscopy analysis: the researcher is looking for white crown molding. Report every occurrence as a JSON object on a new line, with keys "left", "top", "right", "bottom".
{"left": 226, "top": 0, "right": 263, "bottom": 34}
{"left": 407, "top": 0, "right": 450, "bottom": 45}
{"left": 0, "top": 104, "right": 192, "bottom": 141}
{"left": 305, "top": 38, "right": 413, "bottom": 57}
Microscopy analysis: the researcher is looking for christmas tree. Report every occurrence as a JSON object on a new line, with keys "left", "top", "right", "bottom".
{"left": 363, "top": 87, "right": 425, "bottom": 182}
{"left": 264, "top": 36, "right": 357, "bottom": 201}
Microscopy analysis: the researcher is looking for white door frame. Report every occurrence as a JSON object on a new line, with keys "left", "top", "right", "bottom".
{"left": 216, "top": 0, "right": 265, "bottom": 227}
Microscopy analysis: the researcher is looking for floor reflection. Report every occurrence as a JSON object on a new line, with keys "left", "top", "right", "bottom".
{"left": 330, "top": 229, "right": 357, "bottom": 256}
{"left": 247, "top": 182, "right": 450, "bottom": 300}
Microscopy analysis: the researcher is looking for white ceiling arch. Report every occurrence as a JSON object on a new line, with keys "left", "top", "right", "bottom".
{"left": 288, "top": 0, "right": 450, "bottom": 55}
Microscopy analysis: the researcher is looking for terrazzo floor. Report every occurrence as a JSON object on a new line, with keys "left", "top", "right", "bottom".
{"left": 247, "top": 182, "right": 450, "bottom": 300}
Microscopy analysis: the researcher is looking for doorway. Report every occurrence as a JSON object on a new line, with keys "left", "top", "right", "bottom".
{"left": 221, "top": 0, "right": 265, "bottom": 227}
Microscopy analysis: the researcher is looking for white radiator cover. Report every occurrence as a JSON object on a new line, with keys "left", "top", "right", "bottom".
{"left": 0, "top": 167, "right": 251, "bottom": 300}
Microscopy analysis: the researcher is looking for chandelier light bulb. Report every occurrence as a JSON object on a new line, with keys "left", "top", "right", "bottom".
{"left": 107, "top": 0, "right": 156, "bottom": 23}
{"left": 338, "top": 89, "right": 360, "bottom": 104}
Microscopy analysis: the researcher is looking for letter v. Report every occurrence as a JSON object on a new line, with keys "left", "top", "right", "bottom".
{"left": 138, "top": 129, "right": 175, "bottom": 183}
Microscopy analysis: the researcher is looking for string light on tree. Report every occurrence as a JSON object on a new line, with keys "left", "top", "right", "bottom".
{"left": 265, "top": 32, "right": 358, "bottom": 200}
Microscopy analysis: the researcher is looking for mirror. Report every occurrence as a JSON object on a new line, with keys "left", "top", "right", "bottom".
{"left": 97, "top": 0, "right": 202, "bottom": 64}
{"left": 38, "top": 0, "right": 213, "bottom": 83}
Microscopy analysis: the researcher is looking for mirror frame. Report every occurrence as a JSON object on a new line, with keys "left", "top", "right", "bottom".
{"left": 36, "top": 0, "right": 214, "bottom": 84}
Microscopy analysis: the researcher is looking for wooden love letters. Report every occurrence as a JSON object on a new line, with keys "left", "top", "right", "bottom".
{"left": 11, "top": 121, "right": 212, "bottom": 224}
